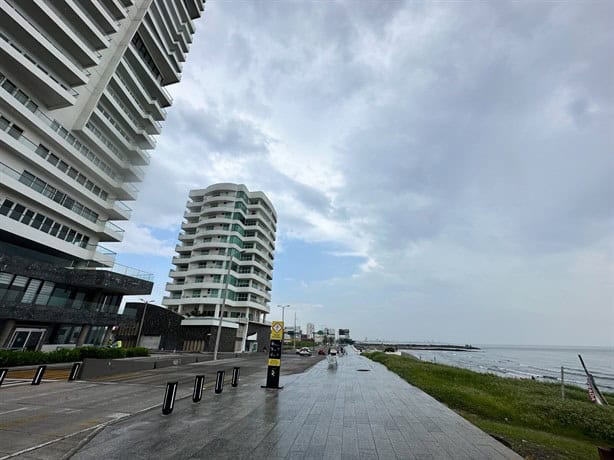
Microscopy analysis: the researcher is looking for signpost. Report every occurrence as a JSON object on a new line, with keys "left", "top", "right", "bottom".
{"left": 262, "top": 321, "right": 284, "bottom": 389}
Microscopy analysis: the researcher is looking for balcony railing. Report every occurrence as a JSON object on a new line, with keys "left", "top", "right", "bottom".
{"left": 74, "top": 261, "right": 153, "bottom": 282}
{"left": 0, "top": 31, "right": 78, "bottom": 97}
{"left": 0, "top": 160, "right": 124, "bottom": 235}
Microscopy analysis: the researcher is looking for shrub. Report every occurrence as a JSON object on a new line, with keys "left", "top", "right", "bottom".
{"left": 0, "top": 347, "right": 149, "bottom": 367}
{"left": 125, "top": 347, "right": 149, "bottom": 357}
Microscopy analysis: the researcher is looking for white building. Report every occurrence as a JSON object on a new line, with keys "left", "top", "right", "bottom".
{"left": 306, "top": 322, "right": 315, "bottom": 337}
{"left": 163, "top": 183, "right": 276, "bottom": 352}
{"left": 0, "top": 0, "right": 205, "bottom": 350}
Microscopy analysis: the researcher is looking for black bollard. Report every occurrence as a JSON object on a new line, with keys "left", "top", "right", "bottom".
{"left": 31, "top": 365, "right": 46, "bottom": 385}
{"left": 214, "top": 370, "right": 224, "bottom": 394}
{"left": 0, "top": 368, "right": 7, "bottom": 387}
{"left": 231, "top": 367, "right": 240, "bottom": 387}
{"left": 192, "top": 375, "right": 205, "bottom": 402}
{"left": 68, "top": 362, "right": 82, "bottom": 381}
{"left": 162, "top": 381, "right": 178, "bottom": 415}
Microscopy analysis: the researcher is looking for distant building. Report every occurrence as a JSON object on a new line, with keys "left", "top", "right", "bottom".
{"left": 114, "top": 302, "right": 270, "bottom": 353}
{"left": 306, "top": 322, "right": 315, "bottom": 337}
{"left": 339, "top": 328, "right": 350, "bottom": 341}
{"left": 163, "top": 184, "right": 276, "bottom": 352}
{"left": 284, "top": 325, "right": 301, "bottom": 342}
{"left": 0, "top": 0, "right": 205, "bottom": 350}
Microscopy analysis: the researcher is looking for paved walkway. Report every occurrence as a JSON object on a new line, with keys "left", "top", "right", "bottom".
{"left": 71, "top": 351, "right": 520, "bottom": 459}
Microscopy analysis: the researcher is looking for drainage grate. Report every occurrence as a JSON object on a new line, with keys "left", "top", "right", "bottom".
{"left": 356, "top": 369, "right": 371, "bottom": 372}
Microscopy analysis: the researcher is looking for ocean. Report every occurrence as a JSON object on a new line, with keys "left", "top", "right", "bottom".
{"left": 402, "top": 345, "right": 614, "bottom": 393}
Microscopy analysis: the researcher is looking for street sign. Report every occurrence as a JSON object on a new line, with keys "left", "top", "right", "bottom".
{"left": 270, "top": 321, "right": 283, "bottom": 340}
{"left": 262, "top": 321, "right": 284, "bottom": 389}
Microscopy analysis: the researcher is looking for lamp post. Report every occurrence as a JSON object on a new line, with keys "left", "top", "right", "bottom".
{"left": 136, "top": 298, "right": 151, "bottom": 347}
{"left": 293, "top": 311, "right": 297, "bottom": 350}
{"left": 213, "top": 228, "right": 243, "bottom": 361}
{"left": 276, "top": 304, "right": 290, "bottom": 343}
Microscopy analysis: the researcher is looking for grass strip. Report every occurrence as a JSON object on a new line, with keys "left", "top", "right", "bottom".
{"left": 364, "top": 352, "right": 614, "bottom": 460}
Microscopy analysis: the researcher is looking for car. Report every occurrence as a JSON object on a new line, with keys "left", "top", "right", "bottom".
{"left": 296, "top": 347, "right": 312, "bottom": 356}
{"left": 318, "top": 349, "right": 326, "bottom": 355}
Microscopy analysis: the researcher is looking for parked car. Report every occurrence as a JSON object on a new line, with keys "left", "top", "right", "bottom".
{"left": 296, "top": 347, "right": 312, "bottom": 356}
{"left": 318, "top": 348, "right": 326, "bottom": 355}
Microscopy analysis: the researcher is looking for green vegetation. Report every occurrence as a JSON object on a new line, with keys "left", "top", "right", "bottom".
{"left": 0, "top": 347, "right": 149, "bottom": 367}
{"left": 365, "top": 352, "right": 614, "bottom": 459}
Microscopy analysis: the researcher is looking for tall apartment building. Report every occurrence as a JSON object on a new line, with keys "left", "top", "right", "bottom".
{"left": 163, "top": 183, "right": 276, "bottom": 353}
{"left": 0, "top": 0, "right": 205, "bottom": 350}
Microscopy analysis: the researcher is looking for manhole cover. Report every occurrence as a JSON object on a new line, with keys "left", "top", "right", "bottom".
{"left": 356, "top": 369, "right": 371, "bottom": 372}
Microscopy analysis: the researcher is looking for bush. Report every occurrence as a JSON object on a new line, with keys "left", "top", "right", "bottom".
{"left": 78, "top": 346, "right": 126, "bottom": 359}
{"left": 125, "top": 347, "right": 149, "bottom": 357}
{"left": 0, "top": 347, "right": 149, "bottom": 367}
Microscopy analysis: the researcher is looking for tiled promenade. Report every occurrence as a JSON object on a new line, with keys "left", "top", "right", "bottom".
{"left": 72, "top": 351, "right": 521, "bottom": 459}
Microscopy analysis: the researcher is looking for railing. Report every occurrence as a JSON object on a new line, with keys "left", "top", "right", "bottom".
{"left": 0, "top": 160, "right": 125, "bottom": 235}
{"left": 0, "top": 31, "right": 78, "bottom": 97}
{"left": 75, "top": 261, "right": 153, "bottom": 281}
{"left": 112, "top": 200, "right": 132, "bottom": 216}
{"left": 105, "top": 86, "right": 142, "bottom": 129}
{"left": 105, "top": 87, "right": 157, "bottom": 147}
{"left": 3, "top": 0, "right": 94, "bottom": 75}
{"left": 104, "top": 220, "right": 124, "bottom": 234}
{"left": 127, "top": 43, "right": 173, "bottom": 103}
{"left": 47, "top": 118, "right": 122, "bottom": 182}
{"left": 85, "top": 119, "right": 126, "bottom": 162}
{"left": 114, "top": 70, "right": 148, "bottom": 114}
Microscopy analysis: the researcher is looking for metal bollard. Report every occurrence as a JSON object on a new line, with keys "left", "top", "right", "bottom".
{"left": 31, "top": 365, "right": 47, "bottom": 385}
{"left": 0, "top": 368, "right": 7, "bottom": 387}
{"left": 214, "top": 370, "right": 224, "bottom": 394}
{"left": 231, "top": 367, "right": 240, "bottom": 387}
{"left": 192, "top": 375, "right": 205, "bottom": 402}
{"left": 162, "top": 381, "right": 178, "bottom": 415}
{"left": 68, "top": 362, "right": 82, "bottom": 381}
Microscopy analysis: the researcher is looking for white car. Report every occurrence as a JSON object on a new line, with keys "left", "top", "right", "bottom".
{"left": 296, "top": 347, "right": 312, "bottom": 356}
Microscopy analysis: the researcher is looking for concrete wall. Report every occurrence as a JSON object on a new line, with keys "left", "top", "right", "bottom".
{"left": 116, "top": 303, "right": 237, "bottom": 352}
{"left": 248, "top": 322, "right": 272, "bottom": 353}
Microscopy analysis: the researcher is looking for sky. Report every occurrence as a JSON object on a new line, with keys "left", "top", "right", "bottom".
{"left": 112, "top": 1, "right": 613, "bottom": 347}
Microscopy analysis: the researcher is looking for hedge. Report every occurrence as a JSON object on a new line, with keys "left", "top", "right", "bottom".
{"left": 0, "top": 347, "right": 149, "bottom": 367}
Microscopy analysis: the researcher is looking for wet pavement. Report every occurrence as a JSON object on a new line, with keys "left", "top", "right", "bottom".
{"left": 0, "top": 353, "right": 320, "bottom": 459}
{"left": 67, "top": 351, "right": 520, "bottom": 459}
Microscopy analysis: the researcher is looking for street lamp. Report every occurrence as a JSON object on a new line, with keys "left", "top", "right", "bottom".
{"left": 276, "top": 304, "right": 290, "bottom": 343}
{"left": 213, "top": 234, "right": 242, "bottom": 361}
{"left": 136, "top": 298, "right": 152, "bottom": 347}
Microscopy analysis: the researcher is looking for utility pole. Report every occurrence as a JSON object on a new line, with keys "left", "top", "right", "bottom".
{"left": 214, "top": 229, "right": 241, "bottom": 361}
{"left": 293, "top": 311, "right": 297, "bottom": 349}
{"left": 276, "top": 304, "right": 290, "bottom": 343}
{"left": 136, "top": 298, "right": 151, "bottom": 347}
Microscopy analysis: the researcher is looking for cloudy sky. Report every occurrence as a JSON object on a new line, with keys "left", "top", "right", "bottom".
{"left": 113, "top": 1, "right": 613, "bottom": 346}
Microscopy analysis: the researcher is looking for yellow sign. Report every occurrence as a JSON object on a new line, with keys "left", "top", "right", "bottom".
{"left": 270, "top": 321, "right": 284, "bottom": 340}
{"left": 268, "top": 358, "right": 281, "bottom": 367}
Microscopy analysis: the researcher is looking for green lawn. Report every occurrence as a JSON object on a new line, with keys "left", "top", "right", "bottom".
{"left": 364, "top": 352, "right": 614, "bottom": 459}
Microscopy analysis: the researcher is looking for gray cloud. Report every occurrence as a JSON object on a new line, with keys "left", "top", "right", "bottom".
{"left": 166, "top": 101, "right": 272, "bottom": 156}
{"left": 126, "top": 0, "right": 613, "bottom": 345}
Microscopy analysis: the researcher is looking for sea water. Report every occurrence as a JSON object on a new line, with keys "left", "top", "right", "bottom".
{"left": 403, "top": 345, "right": 614, "bottom": 393}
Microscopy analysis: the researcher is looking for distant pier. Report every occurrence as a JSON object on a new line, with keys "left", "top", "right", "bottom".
{"left": 356, "top": 342, "right": 480, "bottom": 352}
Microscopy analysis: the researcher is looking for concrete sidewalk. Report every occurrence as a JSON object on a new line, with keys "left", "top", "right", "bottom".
{"left": 70, "top": 352, "right": 521, "bottom": 459}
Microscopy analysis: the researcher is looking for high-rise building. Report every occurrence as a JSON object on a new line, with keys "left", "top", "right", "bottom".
{"left": 163, "top": 183, "right": 276, "bottom": 352}
{"left": 0, "top": 0, "right": 205, "bottom": 351}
